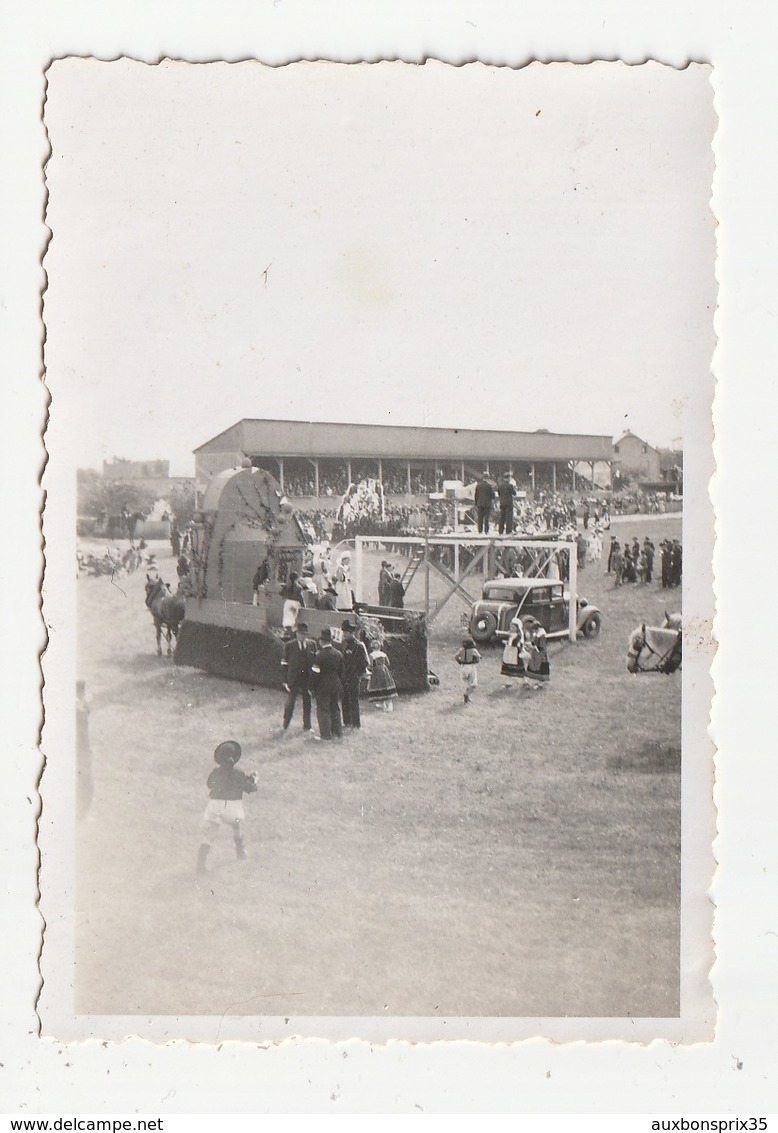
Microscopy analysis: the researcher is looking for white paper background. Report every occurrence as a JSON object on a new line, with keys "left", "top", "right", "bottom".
{"left": 1, "top": 0, "right": 776, "bottom": 1116}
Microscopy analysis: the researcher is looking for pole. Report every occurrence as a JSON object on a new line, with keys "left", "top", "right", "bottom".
{"left": 424, "top": 524, "right": 431, "bottom": 619}
{"left": 453, "top": 494, "right": 460, "bottom": 575}
{"left": 354, "top": 535, "right": 364, "bottom": 603}
{"left": 568, "top": 537, "right": 578, "bottom": 643}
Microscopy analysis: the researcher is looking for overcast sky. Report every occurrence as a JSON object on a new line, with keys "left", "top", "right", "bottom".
{"left": 44, "top": 59, "right": 715, "bottom": 476}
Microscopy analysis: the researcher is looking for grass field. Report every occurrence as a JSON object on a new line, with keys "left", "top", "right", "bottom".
{"left": 75, "top": 516, "right": 682, "bottom": 1019}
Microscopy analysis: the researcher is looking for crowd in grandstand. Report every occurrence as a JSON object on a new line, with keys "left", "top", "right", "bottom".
{"left": 610, "top": 490, "right": 676, "bottom": 515}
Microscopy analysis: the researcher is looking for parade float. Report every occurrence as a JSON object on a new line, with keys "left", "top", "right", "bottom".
{"left": 174, "top": 462, "right": 430, "bottom": 692}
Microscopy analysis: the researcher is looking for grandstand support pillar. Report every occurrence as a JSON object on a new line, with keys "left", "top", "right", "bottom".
{"left": 460, "top": 460, "right": 465, "bottom": 484}
{"left": 310, "top": 458, "right": 319, "bottom": 498}
{"left": 377, "top": 458, "right": 383, "bottom": 486}
{"left": 531, "top": 463, "right": 536, "bottom": 492}
{"left": 552, "top": 462, "right": 557, "bottom": 492}
{"left": 354, "top": 536, "right": 364, "bottom": 602}
{"left": 278, "top": 458, "right": 285, "bottom": 492}
{"left": 568, "top": 541, "right": 578, "bottom": 643}
{"left": 407, "top": 462, "right": 412, "bottom": 495}
{"left": 347, "top": 460, "right": 352, "bottom": 486}
{"left": 424, "top": 530, "right": 431, "bottom": 619}
{"left": 572, "top": 464, "right": 577, "bottom": 491}
{"left": 590, "top": 461, "right": 595, "bottom": 489}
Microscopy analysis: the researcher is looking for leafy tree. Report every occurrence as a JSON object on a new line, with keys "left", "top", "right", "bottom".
{"left": 166, "top": 481, "right": 197, "bottom": 528}
{"left": 77, "top": 469, "right": 157, "bottom": 524}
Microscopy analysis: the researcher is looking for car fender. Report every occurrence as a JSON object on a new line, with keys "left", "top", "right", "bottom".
{"left": 469, "top": 601, "right": 515, "bottom": 641}
{"left": 576, "top": 602, "right": 601, "bottom": 631}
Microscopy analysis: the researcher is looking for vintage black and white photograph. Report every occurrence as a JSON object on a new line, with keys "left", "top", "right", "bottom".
{"left": 40, "top": 58, "right": 716, "bottom": 1044}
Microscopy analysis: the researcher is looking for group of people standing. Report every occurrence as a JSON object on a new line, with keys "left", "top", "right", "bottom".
{"left": 377, "top": 560, "right": 406, "bottom": 607}
{"left": 607, "top": 536, "right": 656, "bottom": 586}
{"left": 268, "top": 551, "right": 356, "bottom": 627}
{"left": 474, "top": 472, "right": 519, "bottom": 535}
{"left": 606, "top": 535, "right": 682, "bottom": 589}
{"left": 274, "top": 552, "right": 408, "bottom": 629}
{"left": 280, "top": 619, "right": 398, "bottom": 741}
{"left": 455, "top": 616, "right": 550, "bottom": 703}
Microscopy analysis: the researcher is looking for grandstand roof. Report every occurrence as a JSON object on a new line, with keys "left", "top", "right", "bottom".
{"left": 195, "top": 419, "right": 614, "bottom": 463}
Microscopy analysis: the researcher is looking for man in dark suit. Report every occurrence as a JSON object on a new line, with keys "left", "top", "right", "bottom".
{"left": 474, "top": 473, "right": 495, "bottom": 534}
{"left": 378, "top": 561, "right": 393, "bottom": 606}
{"left": 496, "top": 473, "right": 517, "bottom": 535}
{"left": 310, "top": 627, "right": 344, "bottom": 740}
{"left": 340, "top": 620, "right": 371, "bottom": 729}
{"left": 280, "top": 621, "right": 317, "bottom": 733}
{"left": 387, "top": 572, "right": 405, "bottom": 608}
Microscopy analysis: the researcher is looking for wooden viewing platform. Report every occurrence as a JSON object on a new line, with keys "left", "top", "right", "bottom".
{"left": 353, "top": 534, "right": 580, "bottom": 640}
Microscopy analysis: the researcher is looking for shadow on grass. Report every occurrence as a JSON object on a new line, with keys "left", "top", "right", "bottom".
{"left": 109, "top": 651, "right": 178, "bottom": 675}
{"left": 607, "top": 741, "right": 681, "bottom": 775}
{"left": 260, "top": 739, "right": 318, "bottom": 765}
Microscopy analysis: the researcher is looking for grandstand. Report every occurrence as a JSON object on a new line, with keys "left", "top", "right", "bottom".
{"left": 194, "top": 419, "right": 614, "bottom": 504}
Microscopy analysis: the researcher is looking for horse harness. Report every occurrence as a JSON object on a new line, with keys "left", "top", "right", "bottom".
{"left": 631, "top": 624, "right": 682, "bottom": 674}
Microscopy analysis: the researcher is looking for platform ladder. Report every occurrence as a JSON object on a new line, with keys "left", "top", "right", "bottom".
{"left": 399, "top": 546, "right": 426, "bottom": 591}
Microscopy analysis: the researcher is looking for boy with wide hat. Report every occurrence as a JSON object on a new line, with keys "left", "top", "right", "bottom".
{"left": 197, "top": 740, "right": 257, "bottom": 874}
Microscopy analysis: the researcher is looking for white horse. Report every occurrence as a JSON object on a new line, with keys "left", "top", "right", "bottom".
{"left": 626, "top": 612, "right": 682, "bottom": 674}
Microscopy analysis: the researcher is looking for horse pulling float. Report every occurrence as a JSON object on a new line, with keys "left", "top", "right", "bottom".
{"left": 173, "top": 463, "right": 431, "bottom": 692}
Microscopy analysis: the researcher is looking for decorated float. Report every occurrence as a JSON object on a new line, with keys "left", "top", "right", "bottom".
{"left": 174, "top": 462, "right": 430, "bottom": 692}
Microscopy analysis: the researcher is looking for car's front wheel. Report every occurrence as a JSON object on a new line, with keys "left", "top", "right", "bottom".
{"left": 582, "top": 611, "right": 602, "bottom": 639}
{"left": 470, "top": 611, "right": 498, "bottom": 644}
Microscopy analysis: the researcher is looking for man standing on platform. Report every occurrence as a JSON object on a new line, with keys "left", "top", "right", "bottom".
{"left": 280, "top": 620, "right": 317, "bottom": 735}
{"left": 474, "top": 472, "right": 495, "bottom": 534}
{"left": 387, "top": 571, "right": 406, "bottom": 608}
{"left": 378, "top": 560, "right": 393, "bottom": 606}
{"left": 497, "top": 472, "right": 517, "bottom": 535}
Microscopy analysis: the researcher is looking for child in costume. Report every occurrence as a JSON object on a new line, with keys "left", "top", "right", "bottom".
{"left": 454, "top": 637, "right": 482, "bottom": 704}
{"left": 197, "top": 740, "right": 257, "bottom": 874}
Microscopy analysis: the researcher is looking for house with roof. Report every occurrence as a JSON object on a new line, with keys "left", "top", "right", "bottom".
{"left": 612, "top": 431, "right": 661, "bottom": 486}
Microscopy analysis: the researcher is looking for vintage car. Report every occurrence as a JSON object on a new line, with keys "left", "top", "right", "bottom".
{"left": 467, "top": 576, "right": 602, "bottom": 644}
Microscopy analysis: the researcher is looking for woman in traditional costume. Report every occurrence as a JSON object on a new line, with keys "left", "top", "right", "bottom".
{"left": 522, "top": 616, "right": 550, "bottom": 687}
{"left": 501, "top": 616, "right": 530, "bottom": 688}
{"left": 367, "top": 648, "right": 398, "bottom": 712}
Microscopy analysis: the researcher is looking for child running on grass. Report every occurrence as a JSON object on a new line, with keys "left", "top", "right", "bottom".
{"left": 454, "top": 637, "right": 482, "bottom": 704}
{"left": 197, "top": 740, "right": 258, "bottom": 874}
